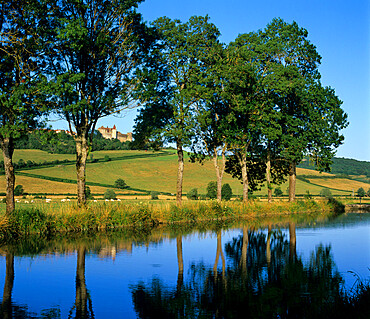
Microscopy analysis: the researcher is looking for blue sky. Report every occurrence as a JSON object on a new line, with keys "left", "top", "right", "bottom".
{"left": 53, "top": 0, "right": 370, "bottom": 161}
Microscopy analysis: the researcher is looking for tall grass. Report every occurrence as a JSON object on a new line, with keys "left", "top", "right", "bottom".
{"left": 0, "top": 199, "right": 338, "bottom": 242}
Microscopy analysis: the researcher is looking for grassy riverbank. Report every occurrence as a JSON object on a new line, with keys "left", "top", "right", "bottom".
{"left": 0, "top": 199, "right": 344, "bottom": 242}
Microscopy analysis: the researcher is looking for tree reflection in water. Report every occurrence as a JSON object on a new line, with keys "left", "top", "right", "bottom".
{"left": 68, "top": 246, "right": 94, "bottom": 319}
{"left": 131, "top": 225, "right": 368, "bottom": 319}
{"left": 0, "top": 246, "right": 94, "bottom": 319}
{"left": 0, "top": 249, "right": 62, "bottom": 318}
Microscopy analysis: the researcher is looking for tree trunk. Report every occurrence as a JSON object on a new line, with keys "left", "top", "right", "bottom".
{"left": 75, "top": 134, "right": 89, "bottom": 207}
{"left": 239, "top": 153, "right": 249, "bottom": 202}
{"left": 266, "top": 149, "right": 272, "bottom": 203}
{"left": 240, "top": 226, "right": 249, "bottom": 278}
{"left": 289, "top": 222, "right": 296, "bottom": 262}
{"left": 176, "top": 236, "right": 184, "bottom": 294}
{"left": 1, "top": 252, "right": 14, "bottom": 319}
{"left": 213, "top": 230, "right": 226, "bottom": 278}
{"left": 266, "top": 224, "right": 272, "bottom": 266}
{"left": 75, "top": 246, "right": 87, "bottom": 318}
{"left": 176, "top": 141, "right": 184, "bottom": 206}
{"left": 288, "top": 162, "right": 296, "bottom": 202}
{"left": 213, "top": 146, "right": 226, "bottom": 201}
{"left": 0, "top": 137, "right": 15, "bottom": 214}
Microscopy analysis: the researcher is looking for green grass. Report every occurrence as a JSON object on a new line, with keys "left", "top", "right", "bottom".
{"left": 0, "top": 149, "right": 161, "bottom": 163}
{"left": 1, "top": 149, "right": 369, "bottom": 196}
{"left": 0, "top": 199, "right": 338, "bottom": 241}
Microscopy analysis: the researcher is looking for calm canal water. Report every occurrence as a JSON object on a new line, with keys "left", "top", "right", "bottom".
{"left": 0, "top": 212, "right": 369, "bottom": 318}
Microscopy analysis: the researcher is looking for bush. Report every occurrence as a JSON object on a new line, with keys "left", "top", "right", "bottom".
{"left": 14, "top": 185, "right": 24, "bottom": 196}
{"left": 274, "top": 187, "right": 283, "bottom": 196}
{"left": 320, "top": 188, "right": 332, "bottom": 198}
{"left": 187, "top": 188, "right": 198, "bottom": 200}
{"left": 104, "top": 155, "right": 111, "bottom": 162}
{"left": 206, "top": 181, "right": 217, "bottom": 199}
{"left": 85, "top": 186, "right": 93, "bottom": 200}
{"left": 221, "top": 183, "right": 232, "bottom": 201}
{"left": 104, "top": 189, "right": 116, "bottom": 200}
{"left": 357, "top": 187, "right": 365, "bottom": 198}
{"left": 114, "top": 178, "right": 128, "bottom": 189}
{"left": 151, "top": 191, "right": 159, "bottom": 200}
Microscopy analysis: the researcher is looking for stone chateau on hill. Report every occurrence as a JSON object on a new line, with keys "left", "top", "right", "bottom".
{"left": 97, "top": 125, "right": 132, "bottom": 142}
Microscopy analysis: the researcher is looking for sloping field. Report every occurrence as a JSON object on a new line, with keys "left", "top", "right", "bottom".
{"left": 0, "top": 175, "right": 111, "bottom": 194}
{"left": 0, "top": 149, "right": 75, "bottom": 163}
{"left": 17, "top": 152, "right": 245, "bottom": 194}
{"left": 298, "top": 168, "right": 334, "bottom": 176}
{"left": 0, "top": 149, "right": 155, "bottom": 163}
{"left": 0, "top": 149, "right": 368, "bottom": 196}
{"left": 306, "top": 177, "right": 370, "bottom": 192}
{"left": 4, "top": 149, "right": 364, "bottom": 196}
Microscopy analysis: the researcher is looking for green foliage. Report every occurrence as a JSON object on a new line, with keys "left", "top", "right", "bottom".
{"left": 320, "top": 188, "right": 333, "bottom": 198}
{"left": 85, "top": 186, "right": 93, "bottom": 200}
{"left": 221, "top": 183, "right": 232, "bottom": 201}
{"left": 150, "top": 191, "right": 159, "bottom": 200}
{"left": 274, "top": 187, "right": 283, "bottom": 197}
{"left": 114, "top": 178, "right": 128, "bottom": 189}
{"left": 331, "top": 158, "right": 370, "bottom": 177}
{"left": 225, "top": 155, "right": 266, "bottom": 192}
{"left": 357, "top": 187, "right": 365, "bottom": 198}
{"left": 8, "top": 209, "right": 51, "bottom": 235}
{"left": 206, "top": 181, "right": 217, "bottom": 199}
{"left": 104, "top": 189, "right": 116, "bottom": 200}
{"left": 187, "top": 188, "right": 198, "bottom": 200}
{"left": 327, "top": 197, "right": 345, "bottom": 215}
{"left": 14, "top": 130, "right": 132, "bottom": 154}
{"left": 367, "top": 189, "right": 370, "bottom": 197}
{"left": 104, "top": 155, "right": 111, "bottom": 162}
{"left": 14, "top": 185, "right": 24, "bottom": 196}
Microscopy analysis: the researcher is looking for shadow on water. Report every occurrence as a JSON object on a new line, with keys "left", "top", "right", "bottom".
{"left": 0, "top": 214, "right": 369, "bottom": 318}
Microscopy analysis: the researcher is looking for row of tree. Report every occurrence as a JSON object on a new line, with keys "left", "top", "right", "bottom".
{"left": 132, "top": 16, "right": 348, "bottom": 205}
{"left": 14, "top": 130, "right": 132, "bottom": 154}
{"left": 0, "top": 0, "right": 347, "bottom": 213}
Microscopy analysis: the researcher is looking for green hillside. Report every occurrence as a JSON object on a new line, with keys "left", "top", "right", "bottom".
{"left": 1, "top": 149, "right": 369, "bottom": 196}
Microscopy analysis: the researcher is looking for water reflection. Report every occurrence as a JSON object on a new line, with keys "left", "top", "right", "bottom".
{"left": 0, "top": 214, "right": 369, "bottom": 318}
{"left": 1, "top": 251, "right": 13, "bottom": 319}
{"left": 131, "top": 223, "right": 366, "bottom": 319}
{"left": 69, "top": 246, "right": 94, "bottom": 319}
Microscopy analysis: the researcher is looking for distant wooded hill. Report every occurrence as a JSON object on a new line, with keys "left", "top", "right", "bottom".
{"left": 298, "top": 157, "right": 370, "bottom": 178}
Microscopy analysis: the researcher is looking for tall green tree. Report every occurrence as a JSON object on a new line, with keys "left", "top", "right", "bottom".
{"left": 228, "top": 28, "right": 290, "bottom": 202}
{"left": 133, "top": 16, "right": 220, "bottom": 205}
{"left": 220, "top": 43, "right": 269, "bottom": 202}
{"left": 0, "top": 0, "right": 48, "bottom": 214}
{"left": 304, "top": 83, "right": 348, "bottom": 172}
{"left": 232, "top": 19, "right": 347, "bottom": 202}
{"left": 190, "top": 44, "right": 230, "bottom": 201}
{"left": 261, "top": 19, "right": 336, "bottom": 202}
{"left": 44, "top": 0, "right": 149, "bottom": 206}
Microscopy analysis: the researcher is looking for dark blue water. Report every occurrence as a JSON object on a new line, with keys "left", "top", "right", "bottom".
{"left": 1, "top": 212, "right": 369, "bottom": 318}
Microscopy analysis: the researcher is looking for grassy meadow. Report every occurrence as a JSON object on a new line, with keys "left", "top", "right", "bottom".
{"left": 0, "top": 149, "right": 369, "bottom": 197}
